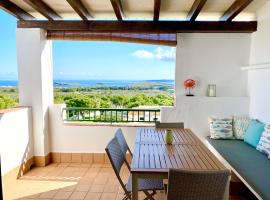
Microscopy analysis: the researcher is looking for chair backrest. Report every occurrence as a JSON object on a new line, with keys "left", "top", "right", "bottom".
{"left": 167, "top": 169, "right": 230, "bottom": 200}
{"left": 155, "top": 122, "right": 184, "bottom": 129}
{"left": 115, "top": 128, "right": 133, "bottom": 156}
{"left": 105, "top": 137, "right": 128, "bottom": 194}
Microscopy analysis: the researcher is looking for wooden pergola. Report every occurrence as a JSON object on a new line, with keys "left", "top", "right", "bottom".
{"left": 0, "top": 0, "right": 263, "bottom": 46}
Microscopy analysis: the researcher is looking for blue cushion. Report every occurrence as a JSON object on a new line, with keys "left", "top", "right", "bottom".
{"left": 244, "top": 119, "right": 265, "bottom": 148}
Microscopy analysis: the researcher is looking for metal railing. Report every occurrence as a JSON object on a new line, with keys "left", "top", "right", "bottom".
{"left": 62, "top": 108, "right": 160, "bottom": 123}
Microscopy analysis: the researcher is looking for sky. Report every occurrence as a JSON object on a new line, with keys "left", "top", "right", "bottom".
{"left": 0, "top": 10, "right": 175, "bottom": 81}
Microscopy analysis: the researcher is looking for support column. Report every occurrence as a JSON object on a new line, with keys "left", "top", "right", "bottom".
{"left": 17, "top": 28, "right": 53, "bottom": 166}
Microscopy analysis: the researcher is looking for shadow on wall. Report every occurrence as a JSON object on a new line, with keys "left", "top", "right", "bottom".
{"left": 17, "top": 142, "right": 34, "bottom": 178}
{"left": 0, "top": 108, "right": 34, "bottom": 179}
{"left": 17, "top": 108, "right": 35, "bottom": 178}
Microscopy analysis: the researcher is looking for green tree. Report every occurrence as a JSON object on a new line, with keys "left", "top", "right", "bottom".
{"left": 0, "top": 94, "right": 18, "bottom": 109}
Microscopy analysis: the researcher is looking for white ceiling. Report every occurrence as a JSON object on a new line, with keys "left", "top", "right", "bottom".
{"left": 9, "top": 0, "right": 268, "bottom": 20}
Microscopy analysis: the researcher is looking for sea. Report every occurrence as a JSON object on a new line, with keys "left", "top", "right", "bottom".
{"left": 0, "top": 79, "right": 174, "bottom": 88}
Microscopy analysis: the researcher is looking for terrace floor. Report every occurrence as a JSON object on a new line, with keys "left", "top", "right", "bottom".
{"left": 3, "top": 163, "right": 250, "bottom": 200}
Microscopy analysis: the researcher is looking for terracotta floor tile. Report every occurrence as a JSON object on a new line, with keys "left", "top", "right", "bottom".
{"left": 38, "top": 190, "right": 58, "bottom": 198}
{"left": 75, "top": 184, "right": 91, "bottom": 192}
{"left": 3, "top": 163, "right": 250, "bottom": 200}
{"left": 60, "top": 185, "right": 77, "bottom": 192}
{"left": 84, "top": 192, "right": 102, "bottom": 200}
{"left": 36, "top": 199, "right": 52, "bottom": 200}
{"left": 107, "top": 178, "right": 119, "bottom": 185}
{"left": 23, "top": 193, "right": 40, "bottom": 198}
{"left": 100, "top": 193, "right": 117, "bottom": 200}
{"left": 116, "top": 193, "right": 126, "bottom": 200}
{"left": 58, "top": 163, "right": 70, "bottom": 167}
{"left": 93, "top": 177, "right": 108, "bottom": 185}
{"left": 90, "top": 184, "right": 104, "bottom": 193}
{"left": 103, "top": 184, "right": 119, "bottom": 193}
{"left": 91, "top": 164, "right": 103, "bottom": 168}
{"left": 69, "top": 191, "right": 87, "bottom": 200}
{"left": 53, "top": 191, "right": 72, "bottom": 199}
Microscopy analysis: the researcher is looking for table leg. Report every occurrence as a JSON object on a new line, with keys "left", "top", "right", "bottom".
{"left": 223, "top": 177, "right": 230, "bottom": 200}
{"left": 132, "top": 173, "right": 138, "bottom": 200}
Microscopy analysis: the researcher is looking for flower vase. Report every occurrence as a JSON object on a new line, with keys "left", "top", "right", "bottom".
{"left": 165, "top": 129, "right": 173, "bottom": 145}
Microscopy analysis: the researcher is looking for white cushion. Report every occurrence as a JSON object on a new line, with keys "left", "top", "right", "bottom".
{"left": 233, "top": 116, "right": 250, "bottom": 140}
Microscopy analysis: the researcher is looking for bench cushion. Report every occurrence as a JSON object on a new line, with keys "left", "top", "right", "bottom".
{"left": 206, "top": 137, "right": 270, "bottom": 200}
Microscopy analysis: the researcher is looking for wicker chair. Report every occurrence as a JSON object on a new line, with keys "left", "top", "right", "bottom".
{"left": 167, "top": 168, "right": 230, "bottom": 200}
{"left": 155, "top": 122, "right": 184, "bottom": 129}
{"left": 105, "top": 137, "right": 164, "bottom": 200}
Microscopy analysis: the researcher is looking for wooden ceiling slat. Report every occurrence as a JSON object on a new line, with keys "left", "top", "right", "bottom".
{"left": 154, "top": 0, "right": 161, "bottom": 21}
{"left": 23, "top": 0, "right": 61, "bottom": 20}
{"left": 186, "top": 0, "right": 207, "bottom": 21}
{"left": 220, "top": 0, "right": 253, "bottom": 21}
{"left": 66, "top": 0, "right": 92, "bottom": 21}
{"left": 110, "top": 0, "right": 124, "bottom": 20}
{"left": 17, "top": 20, "right": 257, "bottom": 33}
{"left": 0, "top": 0, "right": 34, "bottom": 20}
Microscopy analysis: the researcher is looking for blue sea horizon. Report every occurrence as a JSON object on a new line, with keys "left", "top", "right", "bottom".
{"left": 0, "top": 79, "right": 174, "bottom": 88}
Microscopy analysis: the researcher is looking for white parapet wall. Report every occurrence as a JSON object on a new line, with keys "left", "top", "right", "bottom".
{"left": 49, "top": 104, "right": 150, "bottom": 153}
{"left": 0, "top": 107, "right": 33, "bottom": 175}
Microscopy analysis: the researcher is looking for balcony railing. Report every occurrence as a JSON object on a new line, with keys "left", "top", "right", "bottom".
{"left": 63, "top": 108, "right": 160, "bottom": 123}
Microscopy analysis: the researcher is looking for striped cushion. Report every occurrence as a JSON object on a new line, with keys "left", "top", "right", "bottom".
{"left": 233, "top": 116, "right": 251, "bottom": 140}
{"left": 256, "top": 125, "right": 270, "bottom": 158}
{"left": 256, "top": 125, "right": 270, "bottom": 159}
{"left": 209, "top": 118, "right": 234, "bottom": 139}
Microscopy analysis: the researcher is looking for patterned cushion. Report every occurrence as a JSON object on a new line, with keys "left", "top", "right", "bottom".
{"left": 256, "top": 125, "right": 270, "bottom": 158}
{"left": 233, "top": 116, "right": 251, "bottom": 140}
{"left": 209, "top": 118, "right": 234, "bottom": 139}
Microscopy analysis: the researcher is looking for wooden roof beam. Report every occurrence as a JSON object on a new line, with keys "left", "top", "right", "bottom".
{"left": 110, "top": 0, "right": 124, "bottom": 21}
{"left": 154, "top": 0, "right": 161, "bottom": 21}
{"left": 220, "top": 0, "right": 253, "bottom": 21}
{"left": 23, "top": 0, "right": 61, "bottom": 20}
{"left": 17, "top": 20, "right": 257, "bottom": 33}
{"left": 66, "top": 0, "right": 92, "bottom": 21}
{"left": 186, "top": 0, "right": 207, "bottom": 21}
{"left": 0, "top": 0, "right": 34, "bottom": 20}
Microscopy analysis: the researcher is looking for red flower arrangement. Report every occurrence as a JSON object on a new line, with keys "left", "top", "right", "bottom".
{"left": 184, "top": 79, "right": 196, "bottom": 96}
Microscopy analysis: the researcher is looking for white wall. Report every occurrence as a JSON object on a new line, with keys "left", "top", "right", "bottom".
{"left": 248, "top": 69, "right": 270, "bottom": 124}
{"left": 17, "top": 28, "right": 53, "bottom": 157}
{"left": 0, "top": 108, "right": 33, "bottom": 175}
{"left": 176, "top": 33, "right": 251, "bottom": 97}
{"left": 161, "top": 97, "right": 249, "bottom": 138}
{"left": 49, "top": 105, "right": 149, "bottom": 153}
{"left": 250, "top": 2, "right": 270, "bottom": 65}
{"left": 248, "top": 2, "right": 270, "bottom": 124}
{"left": 161, "top": 33, "right": 251, "bottom": 138}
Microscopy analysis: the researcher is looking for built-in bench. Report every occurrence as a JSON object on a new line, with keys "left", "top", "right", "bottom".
{"left": 205, "top": 137, "right": 270, "bottom": 200}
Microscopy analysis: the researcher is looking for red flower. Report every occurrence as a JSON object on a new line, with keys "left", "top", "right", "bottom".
{"left": 184, "top": 79, "right": 196, "bottom": 89}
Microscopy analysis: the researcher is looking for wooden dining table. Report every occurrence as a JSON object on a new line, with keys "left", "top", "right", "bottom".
{"left": 130, "top": 128, "right": 229, "bottom": 200}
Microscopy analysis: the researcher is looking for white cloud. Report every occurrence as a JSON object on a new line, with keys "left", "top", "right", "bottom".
{"left": 132, "top": 47, "right": 175, "bottom": 62}
{"left": 132, "top": 50, "right": 154, "bottom": 59}
{"left": 155, "top": 47, "right": 175, "bottom": 61}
